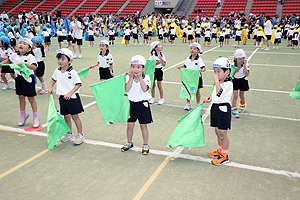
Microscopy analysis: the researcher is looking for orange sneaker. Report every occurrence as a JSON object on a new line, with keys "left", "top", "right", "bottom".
{"left": 211, "top": 155, "right": 229, "bottom": 165}
{"left": 207, "top": 150, "right": 221, "bottom": 158}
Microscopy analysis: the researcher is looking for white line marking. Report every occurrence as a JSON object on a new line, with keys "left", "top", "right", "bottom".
{"left": 163, "top": 46, "right": 219, "bottom": 72}
{"left": 1, "top": 124, "right": 299, "bottom": 178}
{"left": 241, "top": 113, "right": 300, "bottom": 122}
{"left": 212, "top": 49, "right": 300, "bottom": 55}
{"left": 248, "top": 48, "right": 259, "bottom": 61}
{"left": 249, "top": 63, "right": 300, "bottom": 68}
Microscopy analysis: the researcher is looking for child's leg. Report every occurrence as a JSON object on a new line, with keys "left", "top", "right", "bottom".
{"left": 157, "top": 81, "right": 163, "bottom": 99}
{"left": 232, "top": 90, "right": 238, "bottom": 106}
{"left": 151, "top": 81, "right": 156, "bottom": 97}
{"left": 78, "top": 45, "right": 82, "bottom": 54}
{"left": 10, "top": 73, "right": 16, "bottom": 80}
{"left": 126, "top": 122, "right": 135, "bottom": 142}
{"left": 239, "top": 91, "right": 245, "bottom": 103}
{"left": 27, "top": 97, "right": 37, "bottom": 113}
{"left": 64, "top": 114, "right": 72, "bottom": 133}
{"left": 196, "top": 89, "right": 201, "bottom": 103}
{"left": 72, "top": 114, "right": 82, "bottom": 134}
{"left": 72, "top": 43, "right": 77, "bottom": 53}
{"left": 218, "top": 129, "right": 229, "bottom": 151}
{"left": 59, "top": 42, "right": 61, "bottom": 48}
{"left": 1, "top": 73, "right": 8, "bottom": 83}
{"left": 140, "top": 124, "right": 149, "bottom": 144}
{"left": 19, "top": 95, "right": 26, "bottom": 111}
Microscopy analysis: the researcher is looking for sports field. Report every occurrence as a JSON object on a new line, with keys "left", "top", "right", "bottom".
{"left": 0, "top": 37, "right": 300, "bottom": 200}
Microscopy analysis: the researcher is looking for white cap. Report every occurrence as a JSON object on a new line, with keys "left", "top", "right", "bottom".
{"left": 99, "top": 40, "right": 109, "bottom": 46}
{"left": 189, "top": 42, "right": 201, "bottom": 50}
{"left": 19, "top": 37, "right": 33, "bottom": 48}
{"left": 129, "top": 55, "right": 146, "bottom": 66}
{"left": 150, "top": 41, "right": 160, "bottom": 50}
{"left": 56, "top": 48, "right": 73, "bottom": 60}
{"left": 234, "top": 49, "right": 246, "bottom": 58}
{"left": 212, "top": 57, "right": 231, "bottom": 69}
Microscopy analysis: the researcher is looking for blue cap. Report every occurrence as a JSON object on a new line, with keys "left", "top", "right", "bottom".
{"left": 46, "top": 23, "right": 50, "bottom": 26}
{"left": 31, "top": 36, "right": 43, "bottom": 44}
{"left": 58, "top": 25, "right": 62, "bottom": 29}
{"left": 0, "top": 36, "right": 10, "bottom": 44}
{"left": 42, "top": 26, "right": 47, "bottom": 30}
{"left": 0, "top": 32, "right": 6, "bottom": 36}
{"left": 4, "top": 22, "right": 9, "bottom": 26}
{"left": 7, "top": 26, "right": 12, "bottom": 29}
{"left": 27, "top": 26, "right": 32, "bottom": 30}
{"left": 109, "top": 26, "right": 113, "bottom": 30}
{"left": 14, "top": 26, "right": 19, "bottom": 29}
{"left": 89, "top": 25, "right": 92, "bottom": 28}
{"left": 23, "top": 23, "right": 27, "bottom": 26}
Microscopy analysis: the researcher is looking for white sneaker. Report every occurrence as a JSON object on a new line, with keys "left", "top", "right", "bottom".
{"left": 33, "top": 117, "right": 39, "bottom": 128}
{"left": 262, "top": 47, "right": 266, "bottom": 50}
{"left": 73, "top": 54, "right": 77, "bottom": 59}
{"left": 74, "top": 133, "right": 84, "bottom": 145}
{"left": 264, "top": 47, "right": 270, "bottom": 51}
{"left": 184, "top": 103, "right": 191, "bottom": 111}
{"left": 2, "top": 84, "right": 12, "bottom": 90}
{"left": 61, "top": 133, "right": 73, "bottom": 143}
{"left": 276, "top": 46, "right": 278, "bottom": 49}
{"left": 157, "top": 98, "right": 165, "bottom": 105}
{"left": 79, "top": 54, "right": 82, "bottom": 58}
{"left": 273, "top": 46, "right": 275, "bottom": 49}
{"left": 149, "top": 98, "right": 156, "bottom": 104}
{"left": 18, "top": 113, "right": 29, "bottom": 126}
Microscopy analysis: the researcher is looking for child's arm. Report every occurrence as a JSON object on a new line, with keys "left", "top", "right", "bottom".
{"left": 213, "top": 74, "right": 222, "bottom": 93}
{"left": 125, "top": 70, "right": 133, "bottom": 92}
{"left": 0, "top": 58, "right": 11, "bottom": 65}
{"left": 48, "top": 79, "right": 56, "bottom": 94}
{"left": 109, "top": 64, "right": 114, "bottom": 77}
{"left": 243, "top": 60, "right": 250, "bottom": 77}
{"left": 90, "top": 63, "right": 99, "bottom": 68}
{"left": 64, "top": 85, "right": 81, "bottom": 100}
{"left": 139, "top": 73, "right": 148, "bottom": 92}
{"left": 177, "top": 65, "right": 185, "bottom": 69}
{"left": 199, "top": 66, "right": 206, "bottom": 72}
{"left": 203, "top": 97, "right": 211, "bottom": 103}
{"left": 17, "top": 62, "right": 37, "bottom": 70}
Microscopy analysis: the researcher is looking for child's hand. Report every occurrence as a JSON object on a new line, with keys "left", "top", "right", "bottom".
{"left": 18, "top": 62, "right": 23, "bottom": 66}
{"left": 177, "top": 65, "right": 182, "bottom": 69}
{"left": 110, "top": 71, "right": 114, "bottom": 77}
{"left": 203, "top": 97, "right": 212, "bottom": 103}
{"left": 213, "top": 74, "right": 219, "bottom": 82}
{"left": 48, "top": 87, "right": 53, "bottom": 94}
{"left": 128, "top": 69, "right": 133, "bottom": 78}
{"left": 243, "top": 60, "right": 248, "bottom": 68}
{"left": 63, "top": 92, "right": 72, "bottom": 100}
{"left": 90, "top": 64, "right": 97, "bottom": 69}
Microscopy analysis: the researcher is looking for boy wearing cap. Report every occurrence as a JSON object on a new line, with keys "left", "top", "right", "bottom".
{"left": 124, "top": 24, "right": 131, "bottom": 46}
{"left": 204, "top": 57, "right": 233, "bottom": 165}
{"left": 108, "top": 26, "right": 115, "bottom": 46}
{"left": 273, "top": 27, "right": 282, "bottom": 49}
{"left": 177, "top": 42, "right": 205, "bottom": 110}
{"left": 132, "top": 24, "right": 140, "bottom": 46}
{"left": 57, "top": 25, "right": 63, "bottom": 49}
{"left": 90, "top": 40, "right": 114, "bottom": 81}
{"left": 41, "top": 26, "right": 50, "bottom": 50}
{"left": 121, "top": 55, "right": 152, "bottom": 155}
{"left": 48, "top": 48, "right": 85, "bottom": 145}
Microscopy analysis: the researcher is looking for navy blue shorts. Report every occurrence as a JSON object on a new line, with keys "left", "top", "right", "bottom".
{"left": 15, "top": 75, "right": 36, "bottom": 97}
{"left": 128, "top": 100, "right": 152, "bottom": 124}
{"left": 59, "top": 93, "right": 84, "bottom": 115}
{"left": 210, "top": 103, "right": 231, "bottom": 130}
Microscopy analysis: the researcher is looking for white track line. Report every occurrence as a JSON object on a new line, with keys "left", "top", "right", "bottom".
{"left": 0, "top": 124, "right": 299, "bottom": 178}
{"left": 248, "top": 48, "right": 259, "bottom": 61}
{"left": 249, "top": 63, "right": 300, "bottom": 68}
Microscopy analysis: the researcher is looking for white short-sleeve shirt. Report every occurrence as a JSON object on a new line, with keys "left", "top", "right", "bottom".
{"left": 126, "top": 74, "right": 151, "bottom": 102}
{"left": 211, "top": 79, "right": 233, "bottom": 104}
{"left": 52, "top": 66, "right": 82, "bottom": 99}
{"left": 70, "top": 21, "right": 82, "bottom": 39}
{"left": 97, "top": 50, "right": 113, "bottom": 68}
{"left": 149, "top": 52, "right": 166, "bottom": 69}
{"left": 264, "top": 20, "right": 272, "bottom": 35}
{"left": 184, "top": 54, "right": 205, "bottom": 77}
{"left": 233, "top": 62, "right": 249, "bottom": 80}
{"left": 33, "top": 47, "right": 46, "bottom": 62}
{"left": 1, "top": 48, "right": 13, "bottom": 59}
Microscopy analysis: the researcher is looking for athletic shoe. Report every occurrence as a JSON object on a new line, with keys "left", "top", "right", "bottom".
{"left": 73, "top": 54, "right": 77, "bottom": 59}
{"left": 149, "top": 98, "right": 156, "bottom": 104}
{"left": 0, "top": 78, "right": 4, "bottom": 83}
{"left": 2, "top": 84, "right": 12, "bottom": 90}
{"left": 157, "top": 98, "right": 165, "bottom": 105}
{"left": 18, "top": 113, "right": 29, "bottom": 126}
{"left": 74, "top": 133, "right": 84, "bottom": 145}
{"left": 61, "top": 132, "right": 73, "bottom": 143}
{"left": 273, "top": 46, "right": 275, "bottom": 49}
{"left": 184, "top": 103, "right": 191, "bottom": 111}
{"left": 211, "top": 154, "right": 229, "bottom": 165}
{"left": 264, "top": 47, "right": 270, "bottom": 51}
{"left": 142, "top": 144, "right": 149, "bottom": 155}
{"left": 276, "top": 46, "right": 278, "bottom": 49}
{"left": 207, "top": 150, "right": 221, "bottom": 158}
{"left": 78, "top": 54, "right": 82, "bottom": 58}
{"left": 121, "top": 142, "right": 133, "bottom": 152}
{"left": 33, "top": 117, "right": 39, "bottom": 128}
{"left": 38, "top": 88, "right": 43, "bottom": 93}
{"left": 238, "top": 101, "right": 246, "bottom": 113}
{"left": 39, "top": 88, "right": 48, "bottom": 94}
{"left": 231, "top": 106, "right": 239, "bottom": 118}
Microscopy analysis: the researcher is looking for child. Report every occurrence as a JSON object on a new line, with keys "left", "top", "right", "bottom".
{"left": 177, "top": 43, "right": 205, "bottom": 110}
{"left": 225, "top": 24, "right": 231, "bottom": 45}
{"left": 204, "top": 57, "right": 233, "bottom": 165}
{"left": 41, "top": 26, "right": 50, "bottom": 50}
{"left": 273, "top": 27, "right": 282, "bottom": 49}
{"left": 169, "top": 24, "right": 176, "bottom": 46}
{"left": 121, "top": 55, "right": 152, "bottom": 155}
{"left": 124, "top": 24, "right": 131, "bottom": 46}
{"left": 142, "top": 27, "right": 149, "bottom": 46}
{"left": 90, "top": 40, "right": 114, "bottom": 81}
{"left": 14, "top": 26, "right": 21, "bottom": 40}
{"left": 149, "top": 41, "right": 166, "bottom": 105}
{"left": 187, "top": 25, "right": 194, "bottom": 45}
{"left": 48, "top": 48, "right": 84, "bottom": 145}
{"left": 1, "top": 38, "right": 40, "bottom": 127}
{"left": 25, "top": 26, "right": 34, "bottom": 40}
{"left": 241, "top": 24, "right": 249, "bottom": 45}
{"left": 66, "top": 28, "right": 72, "bottom": 49}
{"left": 132, "top": 24, "right": 140, "bottom": 46}
{"left": 231, "top": 49, "right": 249, "bottom": 118}
{"left": 235, "top": 26, "right": 242, "bottom": 48}
{"left": 158, "top": 25, "right": 164, "bottom": 45}
{"left": 31, "top": 36, "right": 48, "bottom": 94}
{"left": 182, "top": 23, "right": 188, "bottom": 43}
{"left": 287, "top": 26, "right": 294, "bottom": 47}
{"left": 163, "top": 25, "right": 169, "bottom": 44}
{"left": 292, "top": 29, "right": 299, "bottom": 50}
{"left": 88, "top": 25, "right": 95, "bottom": 47}
{"left": 256, "top": 26, "right": 263, "bottom": 48}
{"left": 195, "top": 23, "right": 201, "bottom": 43}
{"left": 211, "top": 24, "right": 218, "bottom": 43}
{"left": 0, "top": 36, "right": 14, "bottom": 90}
{"left": 148, "top": 23, "right": 153, "bottom": 42}
{"left": 203, "top": 26, "right": 211, "bottom": 46}
{"left": 7, "top": 26, "right": 17, "bottom": 52}
{"left": 219, "top": 28, "right": 225, "bottom": 47}
{"left": 253, "top": 24, "right": 259, "bottom": 45}
{"left": 57, "top": 25, "right": 63, "bottom": 49}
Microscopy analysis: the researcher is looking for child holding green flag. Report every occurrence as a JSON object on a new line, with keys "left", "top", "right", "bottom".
{"left": 204, "top": 57, "right": 233, "bottom": 165}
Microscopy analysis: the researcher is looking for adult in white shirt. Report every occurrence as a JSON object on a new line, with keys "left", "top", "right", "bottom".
{"left": 263, "top": 16, "right": 272, "bottom": 50}
{"left": 0, "top": 11, "right": 8, "bottom": 22}
{"left": 70, "top": 14, "right": 83, "bottom": 58}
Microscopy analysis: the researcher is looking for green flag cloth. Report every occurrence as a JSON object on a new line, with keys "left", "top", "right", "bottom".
{"left": 90, "top": 73, "right": 130, "bottom": 125}
{"left": 179, "top": 68, "right": 200, "bottom": 101}
{"left": 144, "top": 60, "right": 156, "bottom": 89}
{"left": 230, "top": 64, "right": 237, "bottom": 78}
{"left": 47, "top": 94, "right": 71, "bottom": 150}
{"left": 166, "top": 102, "right": 205, "bottom": 148}
{"left": 77, "top": 67, "right": 91, "bottom": 78}
{"left": 289, "top": 76, "right": 300, "bottom": 100}
{"left": 2, "top": 63, "right": 31, "bottom": 80}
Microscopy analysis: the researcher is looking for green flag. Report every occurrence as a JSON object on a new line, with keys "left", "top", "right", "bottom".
{"left": 166, "top": 102, "right": 205, "bottom": 148}
{"left": 289, "top": 76, "right": 300, "bottom": 100}
{"left": 144, "top": 59, "right": 156, "bottom": 89}
{"left": 2, "top": 63, "right": 31, "bottom": 80}
{"left": 179, "top": 68, "right": 200, "bottom": 101}
{"left": 47, "top": 94, "right": 71, "bottom": 150}
{"left": 230, "top": 64, "right": 237, "bottom": 78}
{"left": 77, "top": 67, "right": 91, "bottom": 78}
{"left": 90, "top": 73, "right": 130, "bottom": 125}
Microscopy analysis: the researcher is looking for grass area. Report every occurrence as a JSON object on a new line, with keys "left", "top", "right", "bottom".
{"left": 0, "top": 37, "right": 300, "bottom": 199}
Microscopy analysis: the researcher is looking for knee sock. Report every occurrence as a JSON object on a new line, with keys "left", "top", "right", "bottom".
{"left": 21, "top": 110, "right": 26, "bottom": 116}
{"left": 41, "top": 81, "right": 47, "bottom": 89}
{"left": 221, "top": 148, "right": 228, "bottom": 157}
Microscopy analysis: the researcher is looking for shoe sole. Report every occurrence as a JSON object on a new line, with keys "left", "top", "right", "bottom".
{"left": 207, "top": 154, "right": 219, "bottom": 158}
{"left": 211, "top": 160, "right": 229, "bottom": 166}
{"left": 74, "top": 140, "right": 84, "bottom": 145}
{"left": 231, "top": 114, "right": 239, "bottom": 118}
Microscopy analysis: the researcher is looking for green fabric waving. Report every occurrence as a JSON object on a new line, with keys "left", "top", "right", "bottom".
{"left": 90, "top": 73, "right": 130, "bottom": 125}
{"left": 290, "top": 76, "right": 300, "bottom": 100}
{"left": 2, "top": 63, "right": 31, "bottom": 80}
{"left": 179, "top": 68, "right": 200, "bottom": 101}
{"left": 166, "top": 102, "right": 205, "bottom": 148}
{"left": 144, "top": 59, "right": 156, "bottom": 89}
{"left": 77, "top": 67, "right": 90, "bottom": 78}
{"left": 47, "top": 94, "right": 71, "bottom": 150}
